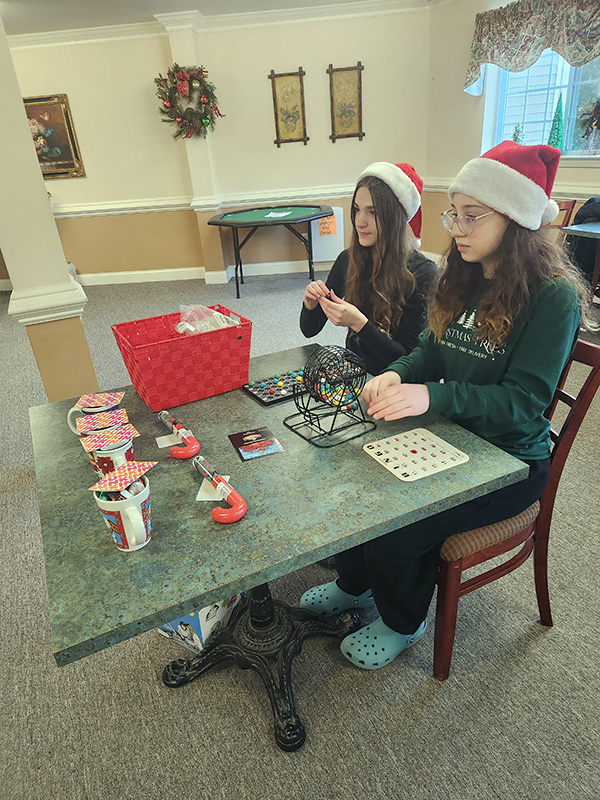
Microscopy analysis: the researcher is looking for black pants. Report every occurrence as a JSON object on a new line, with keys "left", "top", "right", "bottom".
{"left": 335, "top": 458, "right": 550, "bottom": 634}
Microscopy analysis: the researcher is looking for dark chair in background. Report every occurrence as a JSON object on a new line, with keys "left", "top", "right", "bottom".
{"left": 433, "top": 338, "right": 600, "bottom": 681}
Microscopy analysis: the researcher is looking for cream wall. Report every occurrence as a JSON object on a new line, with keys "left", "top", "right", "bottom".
{"left": 10, "top": 34, "right": 193, "bottom": 210}
{"left": 10, "top": 10, "right": 431, "bottom": 212}
{"left": 196, "top": 10, "right": 430, "bottom": 197}
{"left": 5, "top": 8, "right": 433, "bottom": 275}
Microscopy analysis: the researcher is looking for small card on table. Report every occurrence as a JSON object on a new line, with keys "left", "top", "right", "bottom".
{"left": 228, "top": 427, "right": 283, "bottom": 461}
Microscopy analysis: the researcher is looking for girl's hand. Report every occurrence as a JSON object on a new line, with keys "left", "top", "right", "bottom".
{"left": 361, "top": 371, "right": 402, "bottom": 406}
{"left": 319, "top": 289, "right": 368, "bottom": 332}
{"left": 366, "top": 383, "right": 430, "bottom": 421}
{"left": 303, "top": 280, "right": 330, "bottom": 310}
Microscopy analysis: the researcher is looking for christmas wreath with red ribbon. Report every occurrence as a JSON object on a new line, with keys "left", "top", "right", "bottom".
{"left": 154, "top": 63, "right": 224, "bottom": 140}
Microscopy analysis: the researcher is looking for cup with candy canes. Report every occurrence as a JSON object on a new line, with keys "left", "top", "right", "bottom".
{"left": 91, "top": 461, "right": 157, "bottom": 552}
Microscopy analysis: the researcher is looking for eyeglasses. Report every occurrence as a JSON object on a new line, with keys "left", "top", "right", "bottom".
{"left": 441, "top": 210, "right": 495, "bottom": 235}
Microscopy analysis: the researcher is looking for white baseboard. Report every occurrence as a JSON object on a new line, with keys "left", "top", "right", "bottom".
{"left": 204, "top": 268, "right": 230, "bottom": 285}
{"left": 2, "top": 255, "right": 442, "bottom": 293}
{"left": 230, "top": 260, "right": 334, "bottom": 278}
{"left": 77, "top": 267, "right": 205, "bottom": 286}
{"left": 0, "top": 262, "right": 325, "bottom": 292}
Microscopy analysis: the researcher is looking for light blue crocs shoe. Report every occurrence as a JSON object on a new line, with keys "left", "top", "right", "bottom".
{"left": 340, "top": 617, "right": 427, "bottom": 670}
{"left": 299, "top": 580, "right": 375, "bottom": 617}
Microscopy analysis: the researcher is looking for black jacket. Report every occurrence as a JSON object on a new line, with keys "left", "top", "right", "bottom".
{"left": 565, "top": 197, "right": 600, "bottom": 285}
{"left": 299, "top": 248, "right": 438, "bottom": 375}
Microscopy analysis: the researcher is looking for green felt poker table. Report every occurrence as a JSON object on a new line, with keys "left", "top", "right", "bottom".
{"left": 208, "top": 204, "right": 334, "bottom": 297}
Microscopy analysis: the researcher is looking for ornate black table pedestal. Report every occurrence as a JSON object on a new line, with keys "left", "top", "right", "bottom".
{"left": 162, "top": 583, "right": 358, "bottom": 751}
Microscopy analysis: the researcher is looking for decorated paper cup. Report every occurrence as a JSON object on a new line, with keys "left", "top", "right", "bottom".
{"left": 94, "top": 476, "right": 151, "bottom": 552}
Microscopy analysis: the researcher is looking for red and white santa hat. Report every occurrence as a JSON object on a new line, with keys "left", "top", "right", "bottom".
{"left": 357, "top": 161, "right": 423, "bottom": 241}
{"left": 448, "top": 141, "right": 561, "bottom": 230}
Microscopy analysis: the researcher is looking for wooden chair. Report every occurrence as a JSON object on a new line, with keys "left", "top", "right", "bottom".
{"left": 546, "top": 199, "right": 576, "bottom": 246}
{"left": 434, "top": 338, "right": 600, "bottom": 680}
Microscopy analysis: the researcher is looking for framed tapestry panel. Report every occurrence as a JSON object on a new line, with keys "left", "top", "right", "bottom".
{"left": 268, "top": 68, "right": 309, "bottom": 147}
{"left": 24, "top": 93, "right": 85, "bottom": 179}
{"left": 327, "top": 62, "right": 365, "bottom": 143}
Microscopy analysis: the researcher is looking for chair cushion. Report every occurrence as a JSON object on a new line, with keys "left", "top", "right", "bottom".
{"left": 440, "top": 501, "right": 540, "bottom": 561}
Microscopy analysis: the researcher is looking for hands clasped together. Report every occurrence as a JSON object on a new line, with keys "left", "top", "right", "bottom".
{"left": 303, "top": 280, "right": 429, "bottom": 422}
{"left": 361, "top": 371, "right": 430, "bottom": 422}
{"left": 303, "top": 281, "right": 368, "bottom": 333}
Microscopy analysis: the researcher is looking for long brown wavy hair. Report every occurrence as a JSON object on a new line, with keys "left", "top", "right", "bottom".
{"left": 428, "top": 223, "right": 590, "bottom": 347}
{"left": 344, "top": 175, "right": 416, "bottom": 338}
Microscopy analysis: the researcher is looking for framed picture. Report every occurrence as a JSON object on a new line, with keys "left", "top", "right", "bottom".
{"left": 268, "top": 68, "right": 309, "bottom": 147}
{"left": 23, "top": 93, "right": 85, "bottom": 179}
{"left": 327, "top": 62, "right": 365, "bottom": 143}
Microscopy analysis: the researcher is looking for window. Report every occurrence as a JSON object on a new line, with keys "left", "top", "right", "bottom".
{"left": 482, "top": 50, "right": 600, "bottom": 157}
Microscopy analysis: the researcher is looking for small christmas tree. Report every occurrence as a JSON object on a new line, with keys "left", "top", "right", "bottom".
{"left": 548, "top": 94, "right": 564, "bottom": 152}
{"left": 512, "top": 121, "right": 524, "bottom": 144}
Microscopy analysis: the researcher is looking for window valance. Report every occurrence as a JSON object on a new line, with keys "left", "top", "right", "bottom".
{"left": 465, "top": 0, "right": 600, "bottom": 92}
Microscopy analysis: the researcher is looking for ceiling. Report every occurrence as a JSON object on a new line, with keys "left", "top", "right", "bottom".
{"left": 0, "top": 0, "right": 428, "bottom": 37}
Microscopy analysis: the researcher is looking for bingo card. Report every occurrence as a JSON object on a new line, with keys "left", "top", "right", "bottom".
{"left": 363, "top": 428, "right": 469, "bottom": 482}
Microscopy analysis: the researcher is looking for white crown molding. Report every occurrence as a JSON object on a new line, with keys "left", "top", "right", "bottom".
{"left": 7, "top": 276, "right": 88, "bottom": 325}
{"left": 7, "top": 1, "right": 458, "bottom": 47}
{"left": 155, "top": 2, "right": 431, "bottom": 34}
{"left": 153, "top": 11, "right": 205, "bottom": 33}
{"left": 7, "top": 21, "right": 164, "bottom": 49}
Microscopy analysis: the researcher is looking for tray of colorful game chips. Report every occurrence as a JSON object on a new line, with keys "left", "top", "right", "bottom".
{"left": 242, "top": 369, "right": 307, "bottom": 405}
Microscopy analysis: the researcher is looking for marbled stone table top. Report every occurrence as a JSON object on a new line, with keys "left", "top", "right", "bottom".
{"left": 30, "top": 345, "right": 528, "bottom": 666}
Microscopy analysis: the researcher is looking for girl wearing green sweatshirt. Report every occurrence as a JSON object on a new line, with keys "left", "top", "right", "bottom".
{"left": 299, "top": 141, "right": 590, "bottom": 671}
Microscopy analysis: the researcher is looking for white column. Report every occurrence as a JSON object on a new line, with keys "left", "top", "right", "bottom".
{"left": 0, "top": 12, "right": 98, "bottom": 402}
{"left": 154, "top": 12, "right": 229, "bottom": 280}
{"left": 154, "top": 11, "right": 221, "bottom": 212}
{"left": 0, "top": 12, "right": 88, "bottom": 324}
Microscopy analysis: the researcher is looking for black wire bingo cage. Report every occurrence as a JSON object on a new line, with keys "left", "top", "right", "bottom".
{"left": 283, "top": 345, "right": 376, "bottom": 447}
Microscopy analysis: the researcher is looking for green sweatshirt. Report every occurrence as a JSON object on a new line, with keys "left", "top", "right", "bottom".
{"left": 386, "top": 277, "right": 581, "bottom": 460}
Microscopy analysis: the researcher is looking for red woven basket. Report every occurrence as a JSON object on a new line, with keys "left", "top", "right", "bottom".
{"left": 111, "top": 305, "right": 252, "bottom": 411}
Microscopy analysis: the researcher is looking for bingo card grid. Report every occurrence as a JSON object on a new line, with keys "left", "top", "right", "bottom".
{"left": 363, "top": 428, "right": 469, "bottom": 482}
